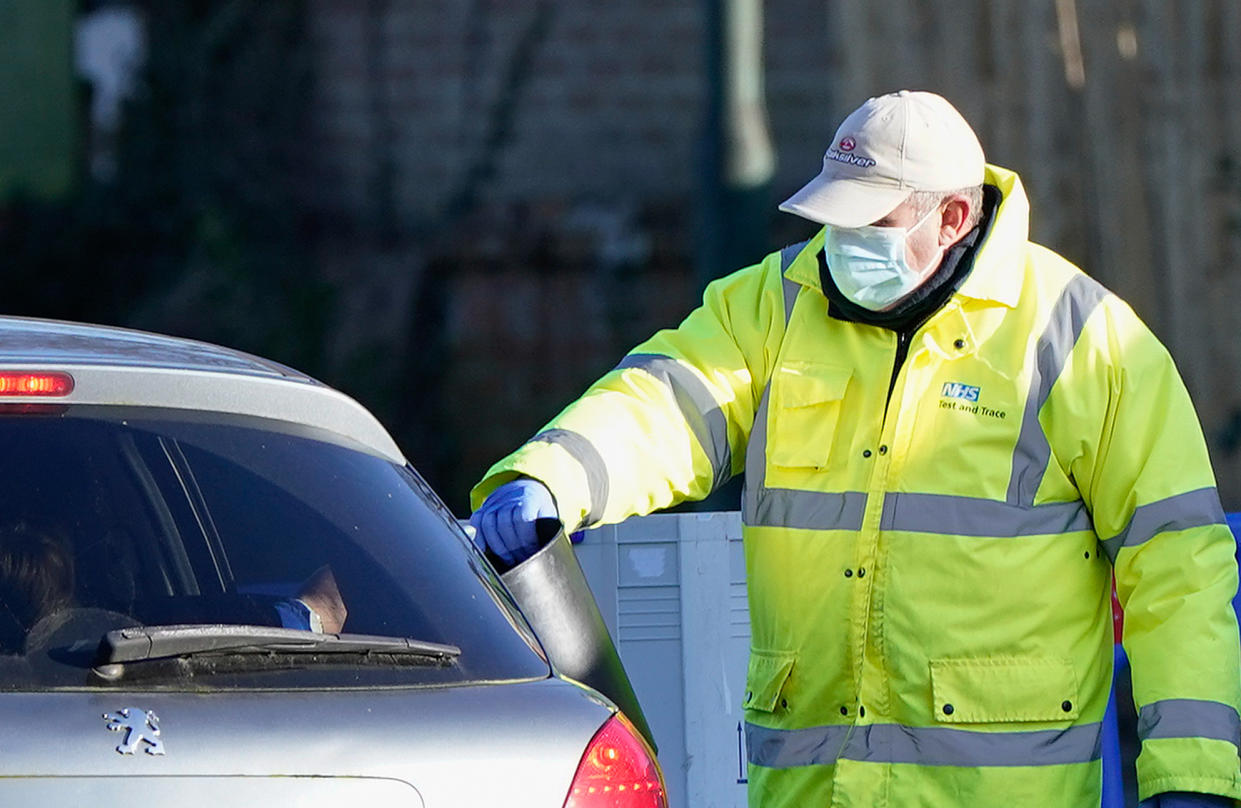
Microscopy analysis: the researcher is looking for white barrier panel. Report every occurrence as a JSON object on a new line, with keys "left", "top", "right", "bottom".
{"left": 575, "top": 511, "right": 749, "bottom": 808}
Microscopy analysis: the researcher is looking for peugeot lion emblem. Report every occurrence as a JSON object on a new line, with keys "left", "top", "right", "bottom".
{"left": 103, "top": 707, "right": 166, "bottom": 755}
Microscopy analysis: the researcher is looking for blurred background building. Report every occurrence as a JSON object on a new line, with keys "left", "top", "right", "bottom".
{"left": 2, "top": 0, "right": 1240, "bottom": 514}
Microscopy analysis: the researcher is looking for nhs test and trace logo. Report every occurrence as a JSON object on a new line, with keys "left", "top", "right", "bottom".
{"left": 941, "top": 382, "right": 980, "bottom": 402}
{"left": 940, "top": 381, "right": 1007, "bottom": 420}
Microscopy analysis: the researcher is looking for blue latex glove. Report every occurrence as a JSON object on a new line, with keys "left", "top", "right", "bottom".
{"left": 469, "top": 479, "right": 559, "bottom": 568}
{"left": 1140, "top": 793, "right": 1233, "bottom": 808}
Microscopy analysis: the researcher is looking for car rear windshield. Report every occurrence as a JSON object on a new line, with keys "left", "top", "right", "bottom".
{"left": 0, "top": 405, "right": 547, "bottom": 689}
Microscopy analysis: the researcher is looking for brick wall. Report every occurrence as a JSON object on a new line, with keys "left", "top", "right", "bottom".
{"left": 305, "top": 0, "right": 837, "bottom": 227}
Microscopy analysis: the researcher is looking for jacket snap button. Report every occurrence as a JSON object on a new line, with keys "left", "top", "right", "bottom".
{"left": 844, "top": 568, "right": 853, "bottom": 578}
{"left": 942, "top": 703, "right": 955, "bottom": 715}
{"left": 878, "top": 445, "right": 888, "bottom": 454}
{"left": 857, "top": 568, "right": 866, "bottom": 578}
{"left": 953, "top": 338, "right": 966, "bottom": 350}
{"left": 781, "top": 698, "right": 788, "bottom": 709}
{"left": 840, "top": 706, "right": 848, "bottom": 716}
{"left": 1061, "top": 700, "right": 1072, "bottom": 712}
{"left": 858, "top": 706, "right": 865, "bottom": 718}
{"left": 862, "top": 449, "right": 872, "bottom": 458}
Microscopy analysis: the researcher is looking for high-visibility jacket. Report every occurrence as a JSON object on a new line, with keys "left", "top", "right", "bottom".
{"left": 472, "top": 165, "right": 1241, "bottom": 806}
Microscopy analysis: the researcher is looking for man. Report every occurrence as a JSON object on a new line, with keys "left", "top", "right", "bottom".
{"left": 470, "top": 91, "right": 1241, "bottom": 807}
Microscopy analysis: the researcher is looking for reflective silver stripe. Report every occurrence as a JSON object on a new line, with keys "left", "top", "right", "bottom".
{"left": 779, "top": 241, "right": 807, "bottom": 272}
{"left": 528, "top": 429, "right": 608, "bottom": 526}
{"left": 881, "top": 492, "right": 1093, "bottom": 537}
{"left": 779, "top": 240, "right": 807, "bottom": 325}
{"left": 782, "top": 275, "right": 801, "bottom": 325}
{"left": 747, "top": 722, "right": 849, "bottom": 769}
{"left": 1137, "top": 699, "right": 1241, "bottom": 747}
{"left": 747, "top": 489, "right": 867, "bottom": 531}
{"left": 1098, "top": 487, "right": 1226, "bottom": 563}
{"left": 615, "top": 353, "right": 733, "bottom": 491}
{"left": 1007, "top": 274, "right": 1109, "bottom": 506}
{"left": 742, "top": 383, "right": 773, "bottom": 523}
{"left": 746, "top": 721, "right": 1103, "bottom": 768}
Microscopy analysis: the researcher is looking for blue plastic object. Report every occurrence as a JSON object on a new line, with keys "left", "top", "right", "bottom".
{"left": 1101, "top": 643, "right": 1127, "bottom": 808}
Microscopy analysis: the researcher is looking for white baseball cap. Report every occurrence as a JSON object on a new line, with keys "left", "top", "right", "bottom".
{"left": 779, "top": 90, "right": 985, "bottom": 228}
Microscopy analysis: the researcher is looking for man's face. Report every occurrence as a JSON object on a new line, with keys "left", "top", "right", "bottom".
{"left": 869, "top": 198, "right": 947, "bottom": 280}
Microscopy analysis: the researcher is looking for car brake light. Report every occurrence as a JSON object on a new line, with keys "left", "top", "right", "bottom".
{"left": 0, "top": 371, "right": 74, "bottom": 396}
{"left": 564, "top": 713, "right": 667, "bottom": 808}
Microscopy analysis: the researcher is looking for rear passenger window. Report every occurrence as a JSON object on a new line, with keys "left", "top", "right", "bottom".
{"left": 0, "top": 407, "right": 545, "bottom": 690}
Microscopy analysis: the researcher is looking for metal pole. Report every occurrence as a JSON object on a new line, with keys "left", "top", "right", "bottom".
{"left": 696, "top": 0, "right": 775, "bottom": 294}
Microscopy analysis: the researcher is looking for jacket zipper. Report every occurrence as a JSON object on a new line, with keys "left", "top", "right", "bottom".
{"left": 883, "top": 328, "right": 913, "bottom": 424}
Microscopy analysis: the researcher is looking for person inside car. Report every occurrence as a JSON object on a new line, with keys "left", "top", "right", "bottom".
{"left": 0, "top": 520, "right": 348, "bottom": 656}
{"left": 0, "top": 522, "right": 74, "bottom": 654}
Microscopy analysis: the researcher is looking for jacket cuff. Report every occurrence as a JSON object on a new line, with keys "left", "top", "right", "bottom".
{"left": 1137, "top": 738, "right": 1241, "bottom": 802}
{"left": 469, "top": 440, "right": 599, "bottom": 531}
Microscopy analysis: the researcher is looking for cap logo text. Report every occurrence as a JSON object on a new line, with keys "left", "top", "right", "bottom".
{"left": 839, "top": 137, "right": 856, "bottom": 152}
{"left": 824, "top": 145, "right": 876, "bottom": 168}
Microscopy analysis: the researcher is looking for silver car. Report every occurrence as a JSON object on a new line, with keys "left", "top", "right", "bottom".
{"left": 0, "top": 316, "right": 666, "bottom": 807}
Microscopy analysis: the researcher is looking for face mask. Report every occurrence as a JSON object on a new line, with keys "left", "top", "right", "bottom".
{"left": 824, "top": 205, "right": 945, "bottom": 311}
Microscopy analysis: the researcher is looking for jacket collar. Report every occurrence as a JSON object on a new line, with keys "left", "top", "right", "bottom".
{"left": 953, "top": 164, "right": 1026, "bottom": 309}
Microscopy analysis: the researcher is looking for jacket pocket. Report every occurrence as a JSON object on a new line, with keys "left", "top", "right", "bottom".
{"left": 768, "top": 363, "right": 852, "bottom": 469}
{"left": 743, "top": 648, "right": 796, "bottom": 713}
{"left": 930, "top": 656, "right": 1080, "bottom": 723}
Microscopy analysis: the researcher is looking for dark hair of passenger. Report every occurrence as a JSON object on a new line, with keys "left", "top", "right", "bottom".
{"left": 0, "top": 523, "right": 74, "bottom": 653}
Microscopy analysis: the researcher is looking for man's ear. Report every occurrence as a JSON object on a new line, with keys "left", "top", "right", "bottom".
{"left": 939, "top": 196, "right": 972, "bottom": 246}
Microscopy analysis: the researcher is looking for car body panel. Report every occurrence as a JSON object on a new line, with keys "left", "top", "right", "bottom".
{"left": 0, "top": 317, "right": 307, "bottom": 379}
{"left": 0, "top": 777, "right": 425, "bottom": 807}
{"left": 0, "top": 678, "right": 610, "bottom": 806}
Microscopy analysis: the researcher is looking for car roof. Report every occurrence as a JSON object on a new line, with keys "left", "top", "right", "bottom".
{"left": 0, "top": 316, "right": 309, "bottom": 377}
{"left": 0, "top": 316, "right": 406, "bottom": 464}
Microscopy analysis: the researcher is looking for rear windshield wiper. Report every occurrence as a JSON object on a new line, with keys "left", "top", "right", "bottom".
{"left": 96, "top": 624, "right": 462, "bottom": 666}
